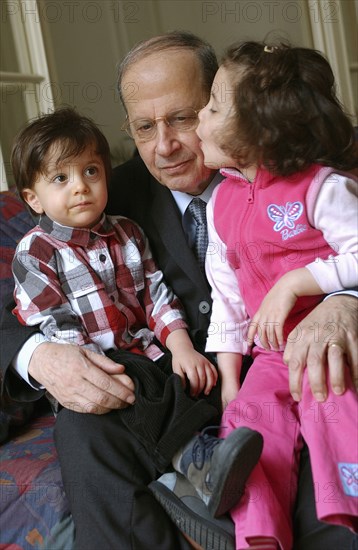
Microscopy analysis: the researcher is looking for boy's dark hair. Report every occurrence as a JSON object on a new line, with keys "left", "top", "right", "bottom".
{"left": 11, "top": 107, "right": 112, "bottom": 197}
{"left": 220, "top": 41, "right": 357, "bottom": 175}
{"left": 117, "top": 30, "right": 218, "bottom": 110}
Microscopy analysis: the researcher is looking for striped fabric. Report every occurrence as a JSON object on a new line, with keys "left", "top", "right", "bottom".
{"left": 13, "top": 214, "right": 187, "bottom": 359}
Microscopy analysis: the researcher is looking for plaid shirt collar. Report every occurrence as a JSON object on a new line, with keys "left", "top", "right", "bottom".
{"left": 38, "top": 214, "right": 115, "bottom": 246}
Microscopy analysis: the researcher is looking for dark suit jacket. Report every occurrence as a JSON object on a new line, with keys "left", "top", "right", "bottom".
{"left": 0, "top": 156, "right": 213, "bottom": 399}
{"left": 107, "top": 156, "right": 213, "bottom": 349}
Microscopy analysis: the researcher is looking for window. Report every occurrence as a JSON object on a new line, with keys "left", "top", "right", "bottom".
{"left": 0, "top": 0, "right": 54, "bottom": 190}
{"left": 306, "top": 0, "right": 357, "bottom": 123}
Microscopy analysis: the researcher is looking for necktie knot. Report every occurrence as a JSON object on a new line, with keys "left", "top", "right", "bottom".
{"left": 187, "top": 198, "right": 208, "bottom": 274}
{"left": 188, "top": 197, "right": 207, "bottom": 226}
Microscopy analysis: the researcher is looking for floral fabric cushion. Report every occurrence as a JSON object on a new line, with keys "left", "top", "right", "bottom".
{"left": 0, "top": 415, "right": 74, "bottom": 549}
{"left": 0, "top": 190, "right": 35, "bottom": 311}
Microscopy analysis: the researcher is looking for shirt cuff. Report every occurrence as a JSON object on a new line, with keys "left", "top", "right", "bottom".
{"left": 324, "top": 290, "right": 358, "bottom": 300}
{"left": 12, "top": 333, "right": 46, "bottom": 389}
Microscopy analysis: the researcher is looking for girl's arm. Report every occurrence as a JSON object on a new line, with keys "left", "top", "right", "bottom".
{"left": 305, "top": 172, "right": 358, "bottom": 292}
{"left": 247, "top": 173, "right": 358, "bottom": 349}
{"left": 205, "top": 191, "right": 251, "bottom": 355}
{"left": 217, "top": 351, "right": 243, "bottom": 411}
{"left": 247, "top": 267, "right": 325, "bottom": 349}
{"left": 205, "top": 192, "right": 248, "bottom": 409}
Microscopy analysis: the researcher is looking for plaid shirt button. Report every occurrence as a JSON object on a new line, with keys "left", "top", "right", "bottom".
{"left": 99, "top": 254, "right": 106, "bottom": 262}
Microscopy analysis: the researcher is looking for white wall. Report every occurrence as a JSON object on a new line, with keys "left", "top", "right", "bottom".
{"left": 3, "top": 0, "right": 354, "bottom": 173}
{"left": 40, "top": 0, "right": 312, "bottom": 164}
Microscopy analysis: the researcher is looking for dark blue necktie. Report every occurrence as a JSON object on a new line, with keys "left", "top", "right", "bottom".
{"left": 188, "top": 198, "right": 208, "bottom": 273}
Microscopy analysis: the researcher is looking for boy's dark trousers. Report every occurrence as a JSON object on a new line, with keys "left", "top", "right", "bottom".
{"left": 54, "top": 348, "right": 221, "bottom": 550}
{"left": 107, "top": 348, "right": 221, "bottom": 471}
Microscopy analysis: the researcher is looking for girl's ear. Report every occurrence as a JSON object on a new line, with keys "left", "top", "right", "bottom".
{"left": 21, "top": 188, "right": 44, "bottom": 214}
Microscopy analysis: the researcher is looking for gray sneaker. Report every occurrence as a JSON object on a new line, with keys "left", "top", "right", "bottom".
{"left": 149, "top": 472, "right": 235, "bottom": 550}
{"left": 175, "top": 426, "right": 263, "bottom": 517}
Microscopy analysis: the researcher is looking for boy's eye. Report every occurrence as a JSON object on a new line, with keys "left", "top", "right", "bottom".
{"left": 85, "top": 166, "right": 98, "bottom": 177}
{"left": 53, "top": 174, "right": 67, "bottom": 184}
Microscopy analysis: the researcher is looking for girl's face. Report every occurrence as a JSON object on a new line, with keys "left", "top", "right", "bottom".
{"left": 196, "top": 66, "right": 237, "bottom": 170}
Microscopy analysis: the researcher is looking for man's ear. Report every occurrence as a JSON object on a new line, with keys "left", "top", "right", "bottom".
{"left": 21, "top": 188, "right": 44, "bottom": 214}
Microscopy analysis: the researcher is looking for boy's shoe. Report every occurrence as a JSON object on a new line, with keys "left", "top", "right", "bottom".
{"left": 174, "top": 426, "right": 263, "bottom": 517}
{"left": 149, "top": 472, "right": 235, "bottom": 550}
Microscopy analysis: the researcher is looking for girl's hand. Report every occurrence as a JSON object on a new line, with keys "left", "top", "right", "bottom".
{"left": 220, "top": 381, "right": 240, "bottom": 412}
{"left": 171, "top": 347, "right": 218, "bottom": 397}
{"left": 216, "top": 352, "right": 242, "bottom": 411}
{"left": 247, "top": 268, "right": 323, "bottom": 351}
{"left": 247, "top": 279, "right": 298, "bottom": 350}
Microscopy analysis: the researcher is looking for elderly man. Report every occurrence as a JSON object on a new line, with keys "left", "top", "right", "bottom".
{"left": 1, "top": 31, "right": 356, "bottom": 550}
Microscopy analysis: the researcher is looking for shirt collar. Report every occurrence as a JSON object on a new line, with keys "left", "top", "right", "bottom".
{"left": 171, "top": 171, "right": 223, "bottom": 216}
{"left": 220, "top": 166, "right": 279, "bottom": 188}
{"left": 38, "top": 214, "right": 115, "bottom": 246}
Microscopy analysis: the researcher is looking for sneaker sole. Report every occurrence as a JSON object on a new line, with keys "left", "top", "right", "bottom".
{"left": 150, "top": 480, "right": 235, "bottom": 550}
{"left": 209, "top": 427, "right": 263, "bottom": 517}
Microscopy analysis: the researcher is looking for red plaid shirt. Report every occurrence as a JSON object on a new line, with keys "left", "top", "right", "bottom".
{"left": 13, "top": 214, "right": 187, "bottom": 359}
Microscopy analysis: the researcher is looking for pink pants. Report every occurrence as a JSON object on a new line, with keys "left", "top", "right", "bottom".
{"left": 220, "top": 348, "right": 358, "bottom": 550}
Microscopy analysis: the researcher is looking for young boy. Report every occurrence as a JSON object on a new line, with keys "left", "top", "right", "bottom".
{"left": 11, "top": 107, "right": 263, "bottom": 521}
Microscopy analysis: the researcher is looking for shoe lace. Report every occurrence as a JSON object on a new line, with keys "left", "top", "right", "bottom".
{"left": 192, "top": 426, "right": 222, "bottom": 470}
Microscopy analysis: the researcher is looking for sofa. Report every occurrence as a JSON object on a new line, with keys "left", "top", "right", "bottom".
{"left": 0, "top": 189, "right": 75, "bottom": 549}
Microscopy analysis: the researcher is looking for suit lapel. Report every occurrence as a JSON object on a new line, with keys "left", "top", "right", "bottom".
{"left": 150, "top": 177, "right": 208, "bottom": 290}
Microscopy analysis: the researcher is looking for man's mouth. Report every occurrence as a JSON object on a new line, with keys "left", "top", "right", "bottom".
{"left": 158, "top": 159, "right": 191, "bottom": 173}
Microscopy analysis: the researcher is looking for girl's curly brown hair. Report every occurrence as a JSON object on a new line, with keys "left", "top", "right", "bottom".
{"left": 220, "top": 41, "right": 357, "bottom": 176}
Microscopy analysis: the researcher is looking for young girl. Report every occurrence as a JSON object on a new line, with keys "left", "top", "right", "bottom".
{"left": 197, "top": 41, "right": 358, "bottom": 549}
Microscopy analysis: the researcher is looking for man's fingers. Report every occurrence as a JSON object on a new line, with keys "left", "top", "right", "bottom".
{"left": 286, "top": 356, "right": 305, "bottom": 402}
{"left": 84, "top": 364, "right": 136, "bottom": 407}
{"left": 247, "top": 322, "right": 257, "bottom": 345}
{"left": 327, "top": 343, "right": 347, "bottom": 395}
{"left": 62, "top": 398, "right": 115, "bottom": 415}
{"left": 83, "top": 348, "right": 126, "bottom": 374}
{"left": 305, "top": 345, "right": 327, "bottom": 402}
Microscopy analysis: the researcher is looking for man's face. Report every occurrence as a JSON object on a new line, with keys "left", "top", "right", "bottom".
{"left": 121, "top": 50, "right": 214, "bottom": 195}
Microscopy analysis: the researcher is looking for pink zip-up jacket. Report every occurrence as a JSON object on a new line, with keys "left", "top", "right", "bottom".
{"left": 205, "top": 164, "right": 358, "bottom": 354}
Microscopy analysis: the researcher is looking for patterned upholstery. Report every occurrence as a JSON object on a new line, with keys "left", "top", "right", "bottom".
{"left": 0, "top": 189, "right": 74, "bottom": 549}
{"left": 0, "top": 415, "right": 74, "bottom": 549}
{"left": 0, "top": 190, "right": 35, "bottom": 311}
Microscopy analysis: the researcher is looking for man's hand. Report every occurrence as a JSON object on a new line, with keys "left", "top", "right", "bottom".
{"left": 29, "top": 343, "right": 136, "bottom": 414}
{"left": 283, "top": 294, "right": 358, "bottom": 402}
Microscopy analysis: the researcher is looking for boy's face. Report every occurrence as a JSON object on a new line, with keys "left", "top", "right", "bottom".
{"left": 22, "top": 143, "right": 108, "bottom": 228}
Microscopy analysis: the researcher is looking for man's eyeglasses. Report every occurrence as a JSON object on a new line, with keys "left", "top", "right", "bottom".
{"left": 121, "top": 108, "right": 200, "bottom": 142}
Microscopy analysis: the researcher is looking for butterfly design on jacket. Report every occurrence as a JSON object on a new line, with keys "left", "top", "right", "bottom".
{"left": 267, "top": 201, "right": 303, "bottom": 231}
{"left": 340, "top": 465, "right": 358, "bottom": 486}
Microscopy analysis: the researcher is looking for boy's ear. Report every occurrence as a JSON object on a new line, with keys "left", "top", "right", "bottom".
{"left": 21, "top": 188, "right": 44, "bottom": 214}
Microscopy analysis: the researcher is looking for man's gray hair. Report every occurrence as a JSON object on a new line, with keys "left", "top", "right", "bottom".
{"left": 117, "top": 30, "right": 218, "bottom": 109}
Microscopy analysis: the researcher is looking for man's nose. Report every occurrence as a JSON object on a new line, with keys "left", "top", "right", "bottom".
{"left": 155, "top": 121, "right": 181, "bottom": 156}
